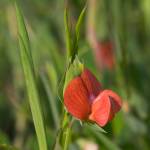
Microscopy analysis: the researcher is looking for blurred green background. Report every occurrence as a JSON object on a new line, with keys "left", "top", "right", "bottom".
{"left": 0, "top": 0, "right": 150, "bottom": 149}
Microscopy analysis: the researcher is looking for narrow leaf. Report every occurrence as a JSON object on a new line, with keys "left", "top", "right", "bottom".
{"left": 40, "top": 72, "right": 59, "bottom": 129}
{"left": 85, "top": 123, "right": 107, "bottom": 133}
{"left": 46, "top": 63, "right": 58, "bottom": 94}
{"left": 15, "top": 2, "right": 34, "bottom": 69}
{"left": 15, "top": 2, "right": 48, "bottom": 150}
{"left": 64, "top": 8, "right": 72, "bottom": 60}
{"left": 71, "top": 6, "right": 86, "bottom": 62}
{"left": 75, "top": 6, "right": 86, "bottom": 42}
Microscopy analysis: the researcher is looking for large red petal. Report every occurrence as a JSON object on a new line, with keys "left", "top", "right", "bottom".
{"left": 89, "top": 92, "right": 111, "bottom": 126}
{"left": 64, "top": 77, "right": 91, "bottom": 120}
{"left": 89, "top": 90, "right": 122, "bottom": 126}
{"left": 81, "top": 69, "right": 101, "bottom": 101}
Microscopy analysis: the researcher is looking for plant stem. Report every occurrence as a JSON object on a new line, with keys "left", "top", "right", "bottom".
{"left": 53, "top": 110, "right": 73, "bottom": 150}
{"left": 63, "top": 125, "right": 72, "bottom": 150}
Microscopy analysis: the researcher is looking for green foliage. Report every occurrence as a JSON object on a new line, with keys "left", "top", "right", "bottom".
{"left": 0, "top": 145, "right": 18, "bottom": 150}
{"left": 0, "top": 0, "right": 150, "bottom": 149}
{"left": 84, "top": 123, "right": 107, "bottom": 133}
{"left": 75, "top": 6, "right": 86, "bottom": 44}
{"left": 64, "top": 6, "right": 86, "bottom": 62}
{"left": 40, "top": 71, "right": 59, "bottom": 129}
{"left": 64, "top": 8, "right": 72, "bottom": 60}
{"left": 15, "top": 2, "right": 48, "bottom": 150}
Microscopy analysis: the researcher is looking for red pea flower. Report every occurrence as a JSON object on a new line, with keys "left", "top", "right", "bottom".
{"left": 87, "top": 27, "right": 114, "bottom": 71}
{"left": 97, "top": 41, "right": 115, "bottom": 70}
{"left": 64, "top": 68, "right": 122, "bottom": 127}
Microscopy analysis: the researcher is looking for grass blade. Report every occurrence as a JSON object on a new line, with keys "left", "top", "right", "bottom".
{"left": 75, "top": 6, "right": 86, "bottom": 42}
{"left": 40, "top": 72, "right": 59, "bottom": 129}
{"left": 64, "top": 8, "right": 72, "bottom": 60}
{"left": 71, "top": 6, "right": 86, "bottom": 62}
{"left": 15, "top": 2, "right": 34, "bottom": 71}
{"left": 15, "top": 2, "right": 48, "bottom": 150}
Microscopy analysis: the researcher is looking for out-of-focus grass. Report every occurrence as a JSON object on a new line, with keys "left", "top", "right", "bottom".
{"left": 0, "top": 0, "right": 150, "bottom": 150}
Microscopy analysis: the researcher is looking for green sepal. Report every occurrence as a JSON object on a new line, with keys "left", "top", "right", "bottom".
{"left": 63, "top": 56, "right": 84, "bottom": 95}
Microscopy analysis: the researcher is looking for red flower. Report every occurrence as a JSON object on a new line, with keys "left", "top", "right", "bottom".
{"left": 87, "top": 27, "right": 115, "bottom": 71}
{"left": 97, "top": 41, "right": 115, "bottom": 70}
{"left": 64, "top": 68, "right": 122, "bottom": 127}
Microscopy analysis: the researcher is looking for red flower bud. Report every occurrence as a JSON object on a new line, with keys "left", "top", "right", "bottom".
{"left": 64, "top": 68, "right": 122, "bottom": 127}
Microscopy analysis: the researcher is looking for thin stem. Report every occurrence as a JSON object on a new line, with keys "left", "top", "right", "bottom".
{"left": 52, "top": 110, "right": 67, "bottom": 150}
{"left": 53, "top": 110, "right": 73, "bottom": 150}
{"left": 63, "top": 118, "right": 74, "bottom": 150}
{"left": 63, "top": 126, "right": 71, "bottom": 150}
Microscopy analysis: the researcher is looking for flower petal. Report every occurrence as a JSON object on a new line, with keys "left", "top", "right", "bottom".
{"left": 64, "top": 77, "right": 91, "bottom": 120}
{"left": 104, "top": 90, "right": 122, "bottom": 113}
{"left": 81, "top": 69, "right": 101, "bottom": 101}
{"left": 89, "top": 92, "right": 111, "bottom": 126}
{"left": 89, "top": 90, "right": 122, "bottom": 126}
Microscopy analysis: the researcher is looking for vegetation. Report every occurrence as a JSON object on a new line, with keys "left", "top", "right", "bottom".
{"left": 0, "top": 0, "right": 150, "bottom": 149}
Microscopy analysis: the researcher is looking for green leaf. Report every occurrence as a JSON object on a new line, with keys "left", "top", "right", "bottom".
{"left": 40, "top": 72, "right": 60, "bottom": 129}
{"left": 15, "top": 1, "right": 34, "bottom": 70}
{"left": 71, "top": 6, "right": 86, "bottom": 62}
{"left": 75, "top": 6, "right": 86, "bottom": 42}
{"left": 46, "top": 63, "right": 58, "bottom": 94}
{"left": 15, "top": 2, "right": 48, "bottom": 150}
{"left": 64, "top": 8, "right": 72, "bottom": 60}
{"left": 64, "top": 6, "right": 86, "bottom": 63}
{"left": 85, "top": 123, "right": 107, "bottom": 133}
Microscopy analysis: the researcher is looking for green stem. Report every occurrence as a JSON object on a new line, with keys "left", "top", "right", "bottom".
{"left": 63, "top": 127, "right": 71, "bottom": 150}
{"left": 53, "top": 110, "right": 73, "bottom": 150}
{"left": 63, "top": 118, "right": 73, "bottom": 150}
